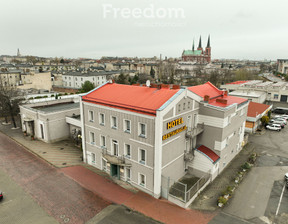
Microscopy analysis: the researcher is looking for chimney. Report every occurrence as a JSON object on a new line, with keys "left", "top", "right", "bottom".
{"left": 216, "top": 98, "right": 227, "bottom": 104}
{"left": 204, "top": 95, "right": 210, "bottom": 102}
{"left": 172, "top": 84, "right": 180, "bottom": 89}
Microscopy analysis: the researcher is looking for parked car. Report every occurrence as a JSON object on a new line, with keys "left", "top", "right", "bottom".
{"left": 280, "top": 115, "right": 288, "bottom": 120}
{"left": 270, "top": 120, "right": 285, "bottom": 128}
{"left": 0, "top": 191, "right": 3, "bottom": 200}
{"left": 273, "top": 107, "right": 288, "bottom": 114}
{"left": 272, "top": 118, "right": 287, "bottom": 125}
{"left": 266, "top": 123, "right": 282, "bottom": 131}
{"left": 285, "top": 173, "right": 288, "bottom": 180}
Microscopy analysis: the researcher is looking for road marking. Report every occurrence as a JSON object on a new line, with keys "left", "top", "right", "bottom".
{"left": 275, "top": 182, "right": 286, "bottom": 216}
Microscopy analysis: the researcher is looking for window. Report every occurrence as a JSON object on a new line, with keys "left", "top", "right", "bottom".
{"left": 90, "top": 132, "right": 95, "bottom": 145}
{"left": 139, "top": 123, "right": 146, "bottom": 138}
{"left": 139, "top": 149, "right": 146, "bottom": 165}
{"left": 88, "top": 110, "right": 94, "bottom": 122}
{"left": 91, "top": 153, "right": 96, "bottom": 163}
{"left": 124, "top": 120, "right": 131, "bottom": 133}
{"left": 125, "top": 144, "right": 131, "bottom": 158}
{"left": 102, "top": 159, "right": 107, "bottom": 171}
{"left": 101, "top": 135, "right": 106, "bottom": 148}
{"left": 274, "top": 94, "right": 279, "bottom": 99}
{"left": 183, "top": 103, "right": 186, "bottom": 110}
{"left": 112, "top": 140, "right": 118, "bottom": 156}
{"left": 139, "top": 173, "right": 146, "bottom": 187}
{"left": 178, "top": 104, "right": 181, "bottom": 112}
{"left": 188, "top": 101, "right": 191, "bottom": 109}
{"left": 126, "top": 168, "right": 131, "bottom": 181}
{"left": 99, "top": 113, "right": 105, "bottom": 125}
{"left": 111, "top": 116, "right": 117, "bottom": 129}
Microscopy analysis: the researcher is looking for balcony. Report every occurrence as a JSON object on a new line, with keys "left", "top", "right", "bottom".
{"left": 185, "top": 123, "right": 204, "bottom": 139}
{"left": 102, "top": 148, "right": 131, "bottom": 166}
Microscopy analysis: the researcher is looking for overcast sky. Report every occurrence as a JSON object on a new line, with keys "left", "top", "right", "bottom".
{"left": 0, "top": 0, "right": 287, "bottom": 60}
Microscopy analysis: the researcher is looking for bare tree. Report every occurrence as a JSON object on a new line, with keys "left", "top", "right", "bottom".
{"left": 0, "top": 77, "right": 24, "bottom": 128}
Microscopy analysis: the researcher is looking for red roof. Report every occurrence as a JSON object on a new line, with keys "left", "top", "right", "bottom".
{"left": 196, "top": 145, "right": 220, "bottom": 164}
{"left": 225, "top": 80, "right": 248, "bottom": 85}
{"left": 188, "top": 82, "right": 248, "bottom": 108}
{"left": 247, "top": 102, "right": 271, "bottom": 118}
{"left": 188, "top": 82, "right": 223, "bottom": 98}
{"left": 208, "top": 95, "right": 248, "bottom": 108}
{"left": 82, "top": 83, "right": 181, "bottom": 116}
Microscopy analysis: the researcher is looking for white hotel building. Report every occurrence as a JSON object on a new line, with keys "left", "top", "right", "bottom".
{"left": 80, "top": 81, "right": 248, "bottom": 207}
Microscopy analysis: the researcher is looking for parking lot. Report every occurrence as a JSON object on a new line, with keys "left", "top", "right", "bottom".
{"left": 221, "top": 116, "right": 288, "bottom": 223}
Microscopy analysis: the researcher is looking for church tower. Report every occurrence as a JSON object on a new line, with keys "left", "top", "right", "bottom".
{"left": 17, "top": 48, "right": 21, "bottom": 57}
{"left": 205, "top": 35, "right": 211, "bottom": 63}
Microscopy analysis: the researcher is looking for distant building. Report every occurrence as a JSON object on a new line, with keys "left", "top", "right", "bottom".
{"left": 182, "top": 36, "right": 211, "bottom": 64}
{"left": 221, "top": 80, "right": 288, "bottom": 103}
{"left": 277, "top": 59, "right": 288, "bottom": 74}
{"left": 245, "top": 102, "right": 272, "bottom": 133}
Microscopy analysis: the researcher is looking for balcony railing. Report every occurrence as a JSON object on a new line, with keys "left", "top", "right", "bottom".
{"left": 185, "top": 123, "right": 204, "bottom": 139}
{"left": 102, "top": 148, "right": 130, "bottom": 166}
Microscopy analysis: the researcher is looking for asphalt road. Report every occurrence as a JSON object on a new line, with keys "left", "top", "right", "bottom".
{"left": 210, "top": 119, "right": 288, "bottom": 224}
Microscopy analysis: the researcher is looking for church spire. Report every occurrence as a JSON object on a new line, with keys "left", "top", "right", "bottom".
{"left": 207, "top": 35, "right": 210, "bottom": 48}
{"left": 192, "top": 39, "right": 195, "bottom": 51}
{"left": 198, "top": 36, "right": 202, "bottom": 49}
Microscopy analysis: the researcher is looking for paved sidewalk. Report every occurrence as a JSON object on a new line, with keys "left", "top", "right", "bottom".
{"left": 0, "top": 121, "right": 83, "bottom": 168}
{"left": 62, "top": 166, "right": 216, "bottom": 224}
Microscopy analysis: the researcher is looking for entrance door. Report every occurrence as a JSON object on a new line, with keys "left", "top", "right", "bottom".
{"left": 111, "top": 164, "right": 119, "bottom": 178}
{"left": 280, "top": 95, "right": 288, "bottom": 102}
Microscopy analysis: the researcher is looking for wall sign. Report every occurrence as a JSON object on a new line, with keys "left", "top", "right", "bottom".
{"left": 162, "top": 125, "right": 187, "bottom": 141}
{"left": 167, "top": 117, "right": 183, "bottom": 129}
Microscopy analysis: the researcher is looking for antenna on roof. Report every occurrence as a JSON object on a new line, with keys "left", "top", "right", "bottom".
{"left": 146, "top": 80, "right": 151, "bottom": 87}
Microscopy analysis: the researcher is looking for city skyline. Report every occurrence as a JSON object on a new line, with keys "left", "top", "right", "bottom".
{"left": 0, "top": 0, "right": 287, "bottom": 60}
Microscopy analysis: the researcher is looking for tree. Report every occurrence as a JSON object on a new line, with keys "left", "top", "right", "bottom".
{"left": 261, "top": 115, "right": 269, "bottom": 126}
{"left": 60, "top": 58, "right": 65, "bottom": 64}
{"left": 116, "top": 73, "right": 129, "bottom": 84}
{"left": 79, "top": 81, "right": 95, "bottom": 93}
{"left": 150, "top": 67, "right": 155, "bottom": 79}
{"left": 0, "top": 77, "right": 24, "bottom": 128}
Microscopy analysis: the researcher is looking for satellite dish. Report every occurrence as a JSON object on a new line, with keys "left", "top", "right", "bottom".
{"left": 146, "top": 80, "right": 151, "bottom": 87}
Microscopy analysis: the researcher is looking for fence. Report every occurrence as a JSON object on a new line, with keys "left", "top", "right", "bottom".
{"left": 167, "top": 173, "right": 211, "bottom": 203}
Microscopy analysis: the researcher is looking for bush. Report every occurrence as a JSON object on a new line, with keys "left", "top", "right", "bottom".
{"left": 64, "top": 93, "right": 68, "bottom": 95}
{"left": 51, "top": 94, "right": 54, "bottom": 97}
{"left": 218, "top": 196, "right": 228, "bottom": 205}
{"left": 241, "top": 162, "right": 251, "bottom": 170}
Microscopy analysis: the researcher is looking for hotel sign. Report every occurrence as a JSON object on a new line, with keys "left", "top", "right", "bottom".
{"left": 163, "top": 117, "right": 186, "bottom": 140}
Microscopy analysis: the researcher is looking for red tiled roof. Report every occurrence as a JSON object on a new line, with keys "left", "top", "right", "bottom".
{"left": 188, "top": 82, "right": 223, "bottom": 98}
{"left": 82, "top": 83, "right": 180, "bottom": 116}
{"left": 196, "top": 145, "right": 220, "bottom": 164}
{"left": 247, "top": 102, "right": 271, "bottom": 118}
{"left": 225, "top": 80, "right": 248, "bottom": 85}
{"left": 208, "top": 95, "right": 248, "bottom": 108}
{"left": 188, "top": 82, "right": 248, "bottom": 108}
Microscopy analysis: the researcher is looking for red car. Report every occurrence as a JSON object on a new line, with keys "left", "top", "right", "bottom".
{"left": 0, "top": 191, "right": 3, "bottom": 200}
